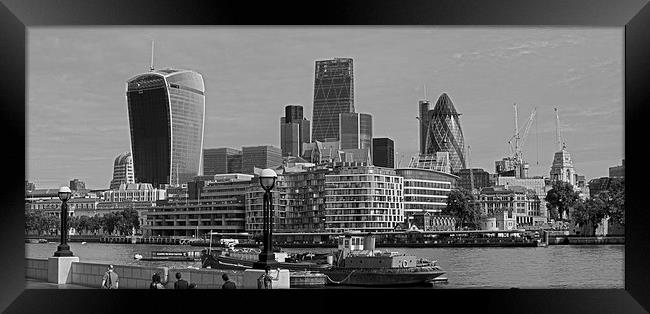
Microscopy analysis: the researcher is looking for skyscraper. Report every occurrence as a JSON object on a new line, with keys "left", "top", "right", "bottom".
{"left": 311, "top": 58, "right": 355, "bottom": 142}
{"left": 418, "top": 99, "right": 432, "bottom": 154}
{"left": 241, "top": 145, "right": 283, "bottom": 174}
{"left": 126, "top": 68, "right": 205, "bottom": 187}
{"left": 280, "top": 105, "right": 310, "bottom": 157}
{"left": 339, "top": 112, "right": 372, "bottom": 154}
{"left": 373, "top": 138, "right": 394, "bottom": 168}
{"left": 203, "top": 148, "right": 242, "bottom": 176}
{"left": 109, "top": 152, "right": 135, "bottom": 189}
{"left": 424, "top": 93, "right": 466, "bottom": 172}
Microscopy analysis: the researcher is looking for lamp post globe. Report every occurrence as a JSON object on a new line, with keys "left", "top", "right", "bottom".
{"left": 58, "top": 186, "right": 71, "bottom": 201}
{"left": 254, "top": 169, "right": 278, "bottom": 269}
{"left": 259, "top": 168, "right": 277, "bottom": 191}
{"left": 54, "top": 186, "right": 73, "bottom": 257}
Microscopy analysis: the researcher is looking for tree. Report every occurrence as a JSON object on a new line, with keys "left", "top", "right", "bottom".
{"left": 68, "top": 216, "right": 80, "bottom": 234}
{"left": 545, "top": 181, "right": 581, "bottom": 221}
{"left": 605, "top": 178, "right": 625, "bottom": 226}
{"left": 25, "top": 208, "right": 39, "bottom": 235}
{"left": 102, "top": 213, "right": 120, "bottom": 235}
{"left": 77, "top": 216, "right": 90, "bottom": 235}
{"left": 40, "top": 214, "right": 60, "bottom": 236}
{"left": 87, "top": 215, "right": 102, "bottom": 235}
{"left": 116, "top": 208, "right": 140, "bottom": 235}
{"left": 444, "top": 188, "right": 483, "bottom": 230}
{"left": 572, "top": 198, "right": 606, "bottom": 236}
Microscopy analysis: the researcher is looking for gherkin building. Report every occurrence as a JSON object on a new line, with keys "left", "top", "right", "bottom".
{"left": 424, "top": 93, "right": 466, "bottom": 172}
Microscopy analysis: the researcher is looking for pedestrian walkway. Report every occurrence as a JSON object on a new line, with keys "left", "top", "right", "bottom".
{"left": 25, "top": 278, "right": 94, "bottom": 289}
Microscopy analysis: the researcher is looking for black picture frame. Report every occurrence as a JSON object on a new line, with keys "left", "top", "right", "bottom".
{"left": 1, "top": 0, "right": 648, "bottom": 313}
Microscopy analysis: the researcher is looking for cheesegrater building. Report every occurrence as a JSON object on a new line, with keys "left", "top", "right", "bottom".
{"left": 311, "top": 58, "right": 355, "bottom": 142}
{"left": 126, "top": 68, "right": 205, "bottom": 187}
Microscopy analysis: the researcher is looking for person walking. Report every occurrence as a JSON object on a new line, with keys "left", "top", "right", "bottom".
{"left": 101, "top": 265, "right": 119, "bottom": 289}
{"left": 173, "top": 272, "right": 189, "bottom": 289}
{"left": 149, "top": 273, "right": 165, "bottom": 289}
{"left": 221, "top": 273, "right": 236, "bottom": 289}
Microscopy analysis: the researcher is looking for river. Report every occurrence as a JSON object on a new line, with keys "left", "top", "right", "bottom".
{"left": 25, "top": 243, "right": 623, "bottom": 289}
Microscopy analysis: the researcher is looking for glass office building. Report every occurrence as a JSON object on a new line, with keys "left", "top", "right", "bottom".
{"left": 339, "top": 112, "right": 372, "bottom": 157}
{"left": 280, "top": 105, "right": 310, "bottom": 157}
{"left": 312, "top": 58, "right": 355, "bottom": 142}
{"left": 203, "top": 148, "right": 242, "bottom": 176}
{"left": 424, "top": 93, "right": 466, "bottom": 173}
{"left": 127, "top": 68, "right": 205, "bottom": 187}
{"left": 372, "top": 138, "right": 394, "bottom": 168}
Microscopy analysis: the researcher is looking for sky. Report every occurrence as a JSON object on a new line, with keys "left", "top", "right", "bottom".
{"left": 27, "top": 27, "right": 624, "bottom": 189}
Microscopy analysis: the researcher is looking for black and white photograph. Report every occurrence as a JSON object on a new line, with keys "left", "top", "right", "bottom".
{"left": 24, "top": 27, "right": 624, "bottom": 290}
{"left": 3, "top": 1, "right": 649, "bottom": 312}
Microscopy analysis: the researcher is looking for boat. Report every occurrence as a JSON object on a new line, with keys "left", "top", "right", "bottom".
{"left": 200, "top": 241, "right": 333, "bottom": 272}
{"left": 321, "top": 234, "right": 446, "bottom": 287}
{"left": 134, "top": 251, "right": 202, "bottom": 262}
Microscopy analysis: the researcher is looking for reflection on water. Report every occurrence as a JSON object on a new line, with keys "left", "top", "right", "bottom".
{"left": 26, "top": 243, "right": 623, "bottom": 289}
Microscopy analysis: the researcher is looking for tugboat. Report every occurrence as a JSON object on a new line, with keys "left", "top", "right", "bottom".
{"left": 322, "top": 234, "right": 445, "bottom": 287}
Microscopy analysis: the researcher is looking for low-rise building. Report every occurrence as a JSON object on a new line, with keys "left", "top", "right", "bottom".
{"left": 478, "top": 185, "right": 544, "bottom": 228}
{"left": 497, "top": 176, "right": 548, "bottom": 221}
{"left": 102, "top": 183, "right": 167, "bottom": 202}
{"left": 410, "top": 212, "right": 456, "bottom": 231}
{"left": 482, "top": 208, "right": 517, "bottom": 231}
{"left": 146, "top": 175, "right": 252, "bottom": 237}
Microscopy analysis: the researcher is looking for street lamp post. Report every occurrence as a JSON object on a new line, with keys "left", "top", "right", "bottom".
{"left": 54, "top": 186, "right": 73, "bottom": 257}
{"left": 253, "top": 168, "right": 278, "bottom": 270}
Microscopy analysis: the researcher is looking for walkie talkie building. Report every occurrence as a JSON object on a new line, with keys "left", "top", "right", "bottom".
{"left": 424, "top": 93, "right": 466, "bottom": 173}
{"left": 126, "top": 69, "right": 205, "bottom": 187}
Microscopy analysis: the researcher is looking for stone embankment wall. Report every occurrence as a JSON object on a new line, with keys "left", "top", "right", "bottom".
{"left": 25, "top": 258, "right": 49, "bottom": 281}
{"left": 25, "top": 258, "right": 243, "bottom": 289}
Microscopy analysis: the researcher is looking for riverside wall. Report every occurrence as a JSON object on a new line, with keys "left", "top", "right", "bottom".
{"left": 24, "top": 258, "right": 243, "bottom": 289}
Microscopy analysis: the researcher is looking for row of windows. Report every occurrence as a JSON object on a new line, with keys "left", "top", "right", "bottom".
{"left": 404, "top": 188, "right": 450, "bottom": 196}
{"left": 326, "top": 202, "right": 402, "bottom": 209}
{"left": 327, "top": 215, "right": 403, "bottom": 222}
{"left": 327, "top": 175, "right": 401, "bottom": 183}
{"left": 327, "top": 196, "right": 402, "bottom": 202}
{"left": 404, "top": 181, "right": 451, "bottom": 189}
{"left": 404, "top": 196, "right": 447, "bottom": 204}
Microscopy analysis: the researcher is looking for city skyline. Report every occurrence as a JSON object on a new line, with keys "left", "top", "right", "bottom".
{"left": 27, "top": 27, "right": 623, "bottom": 188}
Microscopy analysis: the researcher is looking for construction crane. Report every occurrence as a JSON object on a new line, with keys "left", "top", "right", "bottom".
{"left": 507, "top": 104, "right": 537, "bottom": 167}
{"left": 467, "top": 145, "right": 475, "bottom": 194}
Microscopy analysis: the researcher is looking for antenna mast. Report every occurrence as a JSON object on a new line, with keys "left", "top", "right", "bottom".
{"left": 423, "top": 84, "right": 427, "bottom": 100}
{"left": 150, "top": 40, "right": 155, "bottom": 71}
